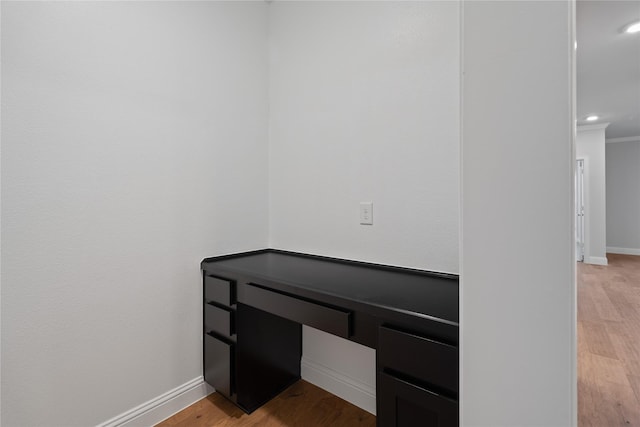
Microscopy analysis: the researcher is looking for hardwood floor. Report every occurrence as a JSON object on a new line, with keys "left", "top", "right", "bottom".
{"left": 578, "top": 253, "right": 640, "bottom": 427}
{"left": 160, "top": 254, "right": 640, "bottom": 426}
{"left": 156, "top": 380, "right": 375, "bottom": 427}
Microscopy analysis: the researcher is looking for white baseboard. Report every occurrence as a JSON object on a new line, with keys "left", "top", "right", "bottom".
{"left": 96, "top": 377, "right": 213, "bottom": 427}
{"left": 607, "top": 247, "right": 640, "bottom": 256}
{"left": 585, "top": 256, "right": 608, "bottom": 266}
{"left": 301, "top": 357, "right": 376, "bottom": 415}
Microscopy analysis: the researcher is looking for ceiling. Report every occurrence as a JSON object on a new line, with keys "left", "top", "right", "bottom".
{"left": 577, "top": 0, "right": 640, "bottom": 140}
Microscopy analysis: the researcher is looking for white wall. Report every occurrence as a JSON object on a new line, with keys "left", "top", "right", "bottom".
{"left": 606, "top": 139, "right": 640, "bottom": 254}
{"left": 2, "top": 2, "right": 581, "bottom": 426}
{"left": 268, "top": 1, "right": 460, "bottom": 413}
{"left": 577, "top": 124, "right": 608, "bottom": 264}
{"left": 268, "top": 1, "right": 460, "bottom": 273}
{"left": 0, "top": 3, "right": 3, "bottom": 423}
{"left": 0, "top": 2, "right": 269, "bottom": 426}
{"left": 461, "top": 1, "right": 575, "bottom": 426}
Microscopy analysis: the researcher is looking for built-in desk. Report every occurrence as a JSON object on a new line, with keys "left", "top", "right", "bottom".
{"left": 201, "top": 249, "right": 459, "bottom": 427}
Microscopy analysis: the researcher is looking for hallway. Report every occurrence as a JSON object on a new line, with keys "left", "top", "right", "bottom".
{"left": 578, "top": 254, "right": 640, "bottom": 426}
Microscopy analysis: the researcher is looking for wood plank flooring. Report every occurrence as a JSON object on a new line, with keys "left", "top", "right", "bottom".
{"left": 159, "top": 253, "right": 640, "bottom": 426}
{"left": 578, "top": 253, "right": 640, "bottom": 427}
{"left": 156, "top": 380, "right": 375, "bottom": 427}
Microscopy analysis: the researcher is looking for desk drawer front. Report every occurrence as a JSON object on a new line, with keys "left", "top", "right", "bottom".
{"left": 205, "top": 303, "right": 234, "bottom": 337}
{"left": 204, "top": 275, "right": 235, "bottom": 306}
{"left": 379, "top": 326, "right": 458, "bottom": 395}
{"left": 378, "top": 372, "right": 458, "bottom": 427}
{"left": 241, "top": 283, "right": 351, "bottom": 338}
{"left": 204, "top": 333, "right": 234, "bottom": 397}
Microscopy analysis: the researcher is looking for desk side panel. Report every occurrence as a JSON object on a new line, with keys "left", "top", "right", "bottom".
{"left": 236, "top": 303, "right": 302, "bottom": 413}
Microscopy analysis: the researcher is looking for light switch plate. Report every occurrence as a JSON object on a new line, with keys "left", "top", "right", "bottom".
{"left": 360, "top": 202, "right": 373, "bottom": 225}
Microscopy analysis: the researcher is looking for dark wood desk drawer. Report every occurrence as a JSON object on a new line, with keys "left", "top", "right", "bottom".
{"left": 204, "top": 275, "right": 235, "bottom": 306}
{"left": 241, "top": 283, "right": 351, "bottom": 338}
{"left": 378, "top": 372, "right": 458, "bottom": 427}
{"left": 379, "top": 326, "right": 458, "bottom": 394}
{"left": 204, "top": 333, "right": 234, "bottom": 398}
{"left": 205, "top": 303, "right": 234, "bottom": 337}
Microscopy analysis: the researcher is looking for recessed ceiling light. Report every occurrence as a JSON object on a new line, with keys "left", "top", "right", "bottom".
{"left": 586, "top": 115, "right": 599, "bottom": 122}
{"left": 625, "top": 21, "right": 640, "bottom": 34}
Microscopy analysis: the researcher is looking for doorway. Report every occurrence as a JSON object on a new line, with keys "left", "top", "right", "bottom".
{"left": 575, "top": 159, "right": 585, "bottom": 262}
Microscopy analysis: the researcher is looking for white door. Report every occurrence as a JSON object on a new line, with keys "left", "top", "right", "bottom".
{"left": 576, "top": 159, "right": 585, "bottom": 262}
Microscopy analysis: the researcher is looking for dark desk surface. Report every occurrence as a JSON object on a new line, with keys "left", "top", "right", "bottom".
{"left": 201, "top": 249, "right": 459, "bottom": 326}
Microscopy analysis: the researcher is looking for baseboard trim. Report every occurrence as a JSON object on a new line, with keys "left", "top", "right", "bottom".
{"left": 607, "top": 247, "right": 640, "bottom": 256}
{"left": 96, "top": 376, "right": 213, "bottom": 427}
{"left": 301, "top": 357, "right": 376, "bottom": 415}
{"left": 585, "top": 256, "right": 608, "bottom": 266}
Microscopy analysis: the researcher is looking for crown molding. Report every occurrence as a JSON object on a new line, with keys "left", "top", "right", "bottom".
{"left": 577, "top": 123, "right": 610, "bottom": 131}
{"left": 606, "top": 136, "right": 640, "bottom": 143}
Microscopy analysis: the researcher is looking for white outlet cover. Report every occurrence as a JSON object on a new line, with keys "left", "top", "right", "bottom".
{"left": 360, "top": 202, "right": 373, "bottom": 225}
